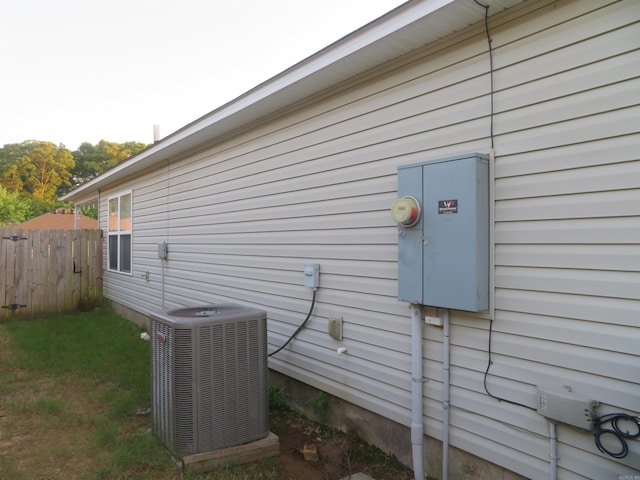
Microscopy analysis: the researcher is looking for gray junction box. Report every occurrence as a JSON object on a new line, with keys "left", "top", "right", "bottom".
{"left": 397, "top": 153, "right": 489, "bottom": 311}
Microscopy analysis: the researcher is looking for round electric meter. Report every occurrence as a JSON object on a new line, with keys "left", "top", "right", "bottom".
{"left": 390, "top": 196, "right": 421, "bottom": 227}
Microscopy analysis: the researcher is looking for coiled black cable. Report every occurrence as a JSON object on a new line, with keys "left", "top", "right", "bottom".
{"left": 592, "top": 413, "right": 640, "bottom": 459}
{"left": 268, "top": 289, "right": 317, "bottom": 357}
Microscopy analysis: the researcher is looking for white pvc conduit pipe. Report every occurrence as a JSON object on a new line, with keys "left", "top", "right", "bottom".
{"left": 442, "top": 309, "right": 451, "bottom": 480}
{"left": 549, "top": 421, "right": 558, "bottom": 480}
{"left": 410, "top": 303, "right": 425, "bottom": 480}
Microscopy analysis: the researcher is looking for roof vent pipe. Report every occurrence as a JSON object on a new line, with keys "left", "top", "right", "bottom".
{"left": 153, "top": 124, "right": 160, "bottom": 143}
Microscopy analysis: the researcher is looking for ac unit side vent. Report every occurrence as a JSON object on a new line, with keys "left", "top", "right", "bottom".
{"left": 151, "top": 321, "right": 175, "bottom": 451}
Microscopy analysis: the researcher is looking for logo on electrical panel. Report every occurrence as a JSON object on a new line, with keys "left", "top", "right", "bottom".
{"left": 438, "top": 199, "right": 458, "bottom": 214}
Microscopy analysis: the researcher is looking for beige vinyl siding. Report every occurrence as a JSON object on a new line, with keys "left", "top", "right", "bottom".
{"left": 489, "top": 0, "right": 639, "bottom": 477}
{"left": 97, "top": 0, "right": 639, "bottom": 478}
{"left": 100, "top": 164, "right": 169, "bottom": 313}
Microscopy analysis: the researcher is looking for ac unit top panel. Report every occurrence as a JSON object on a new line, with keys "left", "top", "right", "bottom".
{"left": 152, "top": 303, "right": 267, "bottom": 328}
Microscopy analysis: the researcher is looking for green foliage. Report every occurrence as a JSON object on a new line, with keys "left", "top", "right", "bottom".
{"left": 268, "top": 385, "right": 289, "bottom": 410}
{"left": 0, "top": 139, "right": 147, "bottom": 223}
{"left": 1, "top": 163, "right": 24, "bottom": 192}
{"left": 24, "top": 141, "right": 74, "bottom": 202}
{"left": 0, "top": 140, "right": 74, "bottom": 203}
{"left": 308, "top": 391, "right": 331, "bottom": 423}
{"left": 79, "top": 204, "right": 98, "bottom": 219}
{"left": 0, "top": 141, "right": 31, "bottom": 181}
{"left": 70, "top": 139, "right": 147, "bottom": 188}
{"left": 0, "top": 184, "right": 32, "bottom": 226}
{"left": 28, "top": 197, "right": 65, "bottom": 218}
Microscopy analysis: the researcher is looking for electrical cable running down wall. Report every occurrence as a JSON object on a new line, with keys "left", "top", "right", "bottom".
{"left": 268, "top": 289, "right": 317, "bottom": 357}
{"left": 471, "top": 0, "right": 640, "bottom": 474}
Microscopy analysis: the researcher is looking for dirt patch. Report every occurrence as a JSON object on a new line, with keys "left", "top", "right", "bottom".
{"left": 270, "top": 409, "right": 413, "bottom": 480}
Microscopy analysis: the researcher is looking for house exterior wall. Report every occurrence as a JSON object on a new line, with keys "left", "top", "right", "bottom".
{"left": 97, "top": 1, "right": 639, "bottom": 478}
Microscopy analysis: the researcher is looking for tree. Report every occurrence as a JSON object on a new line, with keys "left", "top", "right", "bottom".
{"left": 0, "top": 185, "right": 31, "bottom": 226}
{"left": 0, "top": 138, "right": 147, "bottom": 222}
{"left": 1, "top": 141, "right": 74, "bottom": 204}
{"left": 21, "top": 141, "right": 74, "bottom": 202}
{"left": 1, "top": 163, "right": 24, "bottom": 193}
{"left": 71, "top": 139, "right": 147, "bottom": 187}
{"left": 0, "top": 142, "right": 31, "bottom": 192}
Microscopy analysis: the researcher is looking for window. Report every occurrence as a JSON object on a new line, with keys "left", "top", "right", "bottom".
{"left": 108, "top": 192, "right": 132, "bottom": 273}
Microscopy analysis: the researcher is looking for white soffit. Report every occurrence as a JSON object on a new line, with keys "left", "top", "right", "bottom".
{"left": 62, "top": 0, "right": 524, "bottom": 202}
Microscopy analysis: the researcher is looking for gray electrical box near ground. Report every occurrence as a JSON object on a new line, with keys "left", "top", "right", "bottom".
{"left": 536, "top": 386, "right": 598, "bottom": 431}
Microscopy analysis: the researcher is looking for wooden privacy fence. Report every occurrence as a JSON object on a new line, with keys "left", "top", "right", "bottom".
{"left": 0, "top": 229, "right": 103, "bottom": 319}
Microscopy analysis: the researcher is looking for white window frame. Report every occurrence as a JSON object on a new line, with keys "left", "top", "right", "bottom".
{"left": 107, "top": 190, "right": 132, "bottom": 274}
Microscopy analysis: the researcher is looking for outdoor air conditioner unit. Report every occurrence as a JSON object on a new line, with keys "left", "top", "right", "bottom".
{"left": 150, "top": 303, "right": 268, "bottom": 456}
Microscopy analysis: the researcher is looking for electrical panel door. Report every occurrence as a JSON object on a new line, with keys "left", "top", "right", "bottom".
{"left": 395, "top": 153, "right": 489, "bottom": 311}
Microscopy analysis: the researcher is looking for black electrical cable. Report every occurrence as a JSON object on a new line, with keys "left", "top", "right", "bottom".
{"left": 268, "top": 289, "right": 317, "bottom": 357}
{"left": 472, "top": 1, "right": 533, "bottom": 412}
{"left": 593, "top": 413, "right": 640, "bottom": 459}
{"left": 474, "top": 0, "right": 495, "bottom": 149}
{"left": 483, "top": 319, "right": 537, "bottom": 411}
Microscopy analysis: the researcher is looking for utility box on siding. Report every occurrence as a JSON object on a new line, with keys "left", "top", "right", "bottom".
{"left": 395, "top": 153, "right": 489, "bottom": 311}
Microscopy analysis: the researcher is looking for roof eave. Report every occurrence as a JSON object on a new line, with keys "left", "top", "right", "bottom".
{"left": 61, "top": 0, "right": 521, "bottom": 203}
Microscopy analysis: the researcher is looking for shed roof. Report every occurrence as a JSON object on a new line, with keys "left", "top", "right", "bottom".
{"left": 16, "top": 210, "right": 98, "bottom": 230}
{"left": 62, "top": 0, "right": 523, "bottom": 203}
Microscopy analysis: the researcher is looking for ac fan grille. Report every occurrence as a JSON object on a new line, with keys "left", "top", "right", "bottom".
{"left": 175, "top": 329, "right": 195, "bottom": 452}
{"left": 151, "top": 321, "right": 176, "bottom": 451}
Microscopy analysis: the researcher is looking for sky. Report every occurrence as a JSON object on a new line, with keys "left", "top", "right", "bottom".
{"left": 1, "top": 0, "right": 406, "bottom": 151}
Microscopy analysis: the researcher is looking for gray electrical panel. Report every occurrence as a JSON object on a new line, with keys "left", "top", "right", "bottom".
{"left": 396, "top": 153, "right": 489, "bottom": 311}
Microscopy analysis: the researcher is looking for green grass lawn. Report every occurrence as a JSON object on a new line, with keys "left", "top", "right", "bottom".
{"left": 0, "top": 308, "right": 280, "bottom": 480}
{"left": 0, "top": 308, "right": 412, "bottom": 480}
